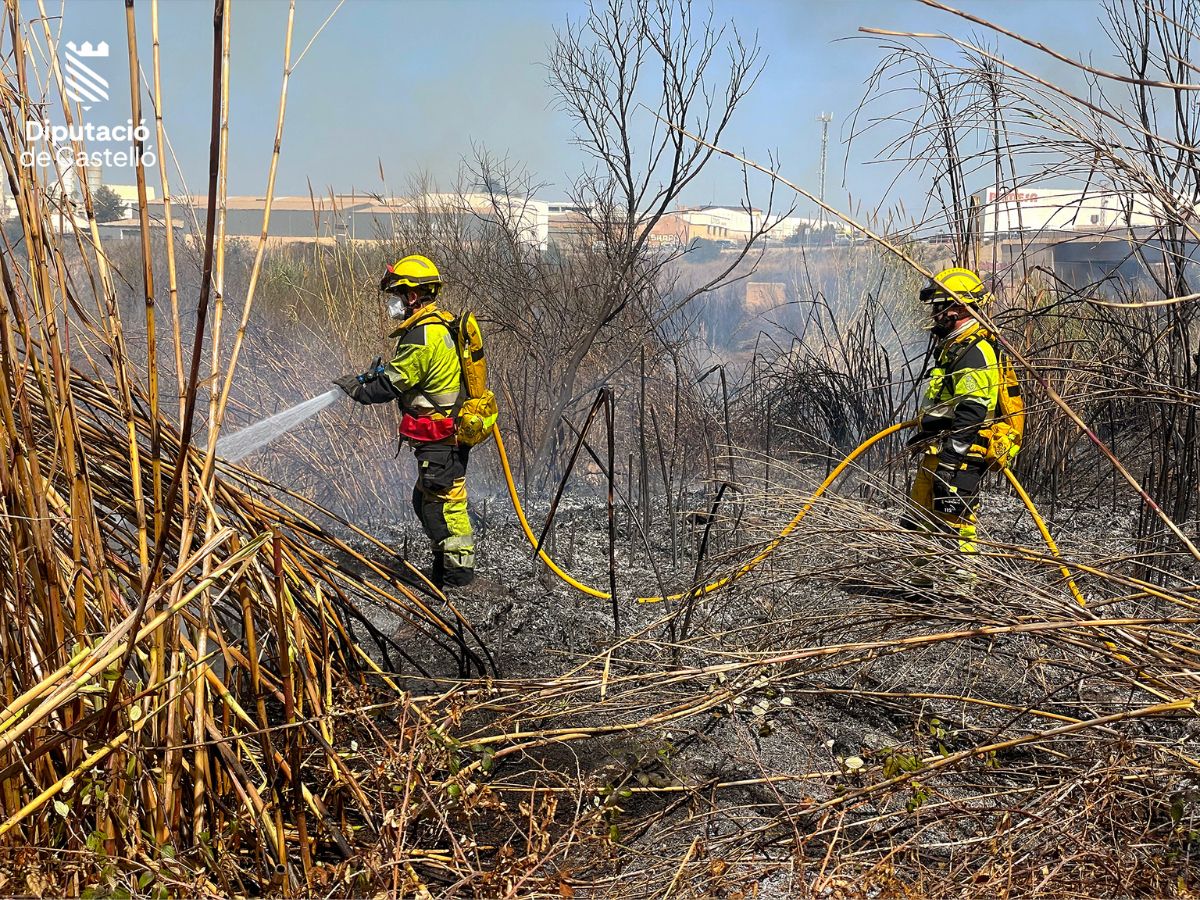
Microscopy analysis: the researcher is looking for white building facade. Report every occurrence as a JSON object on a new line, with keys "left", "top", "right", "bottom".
{"left": 973, "top": 187, "right": 1167, "bottom": 238}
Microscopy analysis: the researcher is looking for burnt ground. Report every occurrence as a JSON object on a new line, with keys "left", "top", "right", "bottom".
{"left": 336, "top": 467, "right": 1198, "bottom": 897}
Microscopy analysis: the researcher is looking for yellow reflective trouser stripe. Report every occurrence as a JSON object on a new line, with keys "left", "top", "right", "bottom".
{"left": 442, "top": 533, "right": 473, "bottom": 552}
{"left": 908, "top": 452, "right": 978, "bottom": 554}
{"left": 442, "top": 489, "right": 473, "bottom": 568}
{"left": 415, "top": 476, "right": 473, "bottom": 567}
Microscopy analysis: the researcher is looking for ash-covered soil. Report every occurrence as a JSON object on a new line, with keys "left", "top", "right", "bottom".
{"left": 338, "top": 468, "right": 1198, "bottom": 896}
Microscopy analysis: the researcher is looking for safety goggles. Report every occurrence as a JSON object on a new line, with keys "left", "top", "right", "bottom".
{"left": 379, "top": 263, "right": 412, "bottom": 294}
{"left": 920, "top": 285, "right": 987, "bottom": 304}
{"left": 929, "top": 303, "right": 958, "bottom": 324}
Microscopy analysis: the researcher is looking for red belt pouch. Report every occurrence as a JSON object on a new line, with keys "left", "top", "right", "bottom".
{"left": 399, "top": 412, "right": 456, "bottom": 443}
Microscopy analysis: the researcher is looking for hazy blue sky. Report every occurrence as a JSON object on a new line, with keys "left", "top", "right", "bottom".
{"left": 29, "top": 0, "right": 1116, "bottom": 219}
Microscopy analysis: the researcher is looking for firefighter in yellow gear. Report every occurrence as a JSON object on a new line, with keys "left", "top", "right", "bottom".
{"left": 334, "top": 255, "right": 475, "bottom": 587}
{"left": 902, "top": 267, "right": 1001, "bottom": 557}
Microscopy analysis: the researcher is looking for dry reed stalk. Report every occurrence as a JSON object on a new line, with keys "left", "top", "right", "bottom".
{"left": 204, "top": 0, "right": 296, "bottom": 469}
{"left": 148, "top": 2, "right": 186, "bottom": 835}
{"left": 31, "top": 0, "right": 153, "bottom": 594}
{"left": 149, "top": 0, "right": 187, "bottom": 433}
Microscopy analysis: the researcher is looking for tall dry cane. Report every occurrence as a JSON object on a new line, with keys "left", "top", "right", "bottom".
{"left": 0, "top": 8, "right": 123, "bottom": 785}
{"left": 32, "top": 0, "right": 153, "bottom": 591}
{"left": 185, "top": 20, "right": 297, "bottom": 833}
{"left": 22, "top": 4, "right": 126, "bottom": 647}
{"left": 96, "top": 0, "right": 228, "bottom": 754}
{"left": 146, "top": 0, "right": 187, "bottom": 842}
{"left": 121, "top": 7, "right": 169, "bottom": 840}
{"left": 148, "top": 0, "right": 186, "bottom": 430}
{"left": 0, "top": 123, "right": 105, "bottom": 672}
{"left": 188, "top": 0, "right": 233, "bottom": 841}
{"left": 125, "top": 0, "right": 163, "bottom": 554}
{"left": 204, "top": 0, "right": 297, "bottom": 466}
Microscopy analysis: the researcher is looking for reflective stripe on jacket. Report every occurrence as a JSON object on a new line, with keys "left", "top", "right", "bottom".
{"left": 383, "top": 304, "right": 463, "bottom": 417}
{"left": 920, "top": 322, "right": 1000, "bottom": 464}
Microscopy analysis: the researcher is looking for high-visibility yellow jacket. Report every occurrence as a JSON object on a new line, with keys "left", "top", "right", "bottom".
{"left": 919, "top": 321, "right": 1000, "bottom": 466}
{"left": 383, "top": 304, "right": 463, "bottom": 417}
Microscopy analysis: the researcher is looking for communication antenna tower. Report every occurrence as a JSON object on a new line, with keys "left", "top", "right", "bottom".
{"left": 817, "top": 112, "right": 833, "bottom": 222}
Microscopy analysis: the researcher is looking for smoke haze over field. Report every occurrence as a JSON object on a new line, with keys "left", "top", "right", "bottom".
{"left": 31, "top": 0, "right": 1108, "bottom": 218}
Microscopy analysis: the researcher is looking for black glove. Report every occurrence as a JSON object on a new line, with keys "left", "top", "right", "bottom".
{"left": 931, "top": 460, "right": 967, "bottom": 516}
{"left": 905, "top": 431, "right": 936, "bottom": 455}
{"left": 334, "top": 357, "right": 397, "bottom": 405}
{"left": 333, "top": 373, "right": 362, "bottom": 395}
{"left": 907, "top": 410, "right": 950, "bottom": 456}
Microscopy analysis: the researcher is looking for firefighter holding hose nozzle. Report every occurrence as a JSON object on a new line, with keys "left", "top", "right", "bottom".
{"left": 335, "top": 255, "right": 489, "bottom": 589}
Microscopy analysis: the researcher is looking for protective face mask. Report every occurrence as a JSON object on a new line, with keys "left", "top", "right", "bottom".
{"left": 386, "top": 297, "right": 408, "bottom": 320}
{"left": 929, "top": 303, "right": 959, "bottom": 336}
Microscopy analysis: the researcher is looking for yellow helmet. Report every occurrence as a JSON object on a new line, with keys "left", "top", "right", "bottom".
{"left": 380, "top": 254, "right": 442, "bottom": 296}
{"left": 920, "top": 267, "right": 990, "bottom": 305}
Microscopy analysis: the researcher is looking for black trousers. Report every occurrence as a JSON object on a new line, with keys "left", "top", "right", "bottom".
{"left": 410, "top": 441, "right": 473, "bottom": 585}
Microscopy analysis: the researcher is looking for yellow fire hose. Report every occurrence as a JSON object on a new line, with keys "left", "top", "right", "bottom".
{"left": 1000, "top": 467, "right": 1149, "bottom": 674}
{"left": 496, "top": 420, "right": 1095, "bottom": 608}
{"left": 1001, "top": 467, "right": 1087, "bottom": 608}
{"left": 497, "top": 419, "right": 1164, "bottom": 690}
{"left": 493, "top": 428, "right": 610, "bottom": 600}
{"left": 640, "top": 419, "right": 915, "bottom": 603}
{"left": 494, "top": 420, "right": 912, "bottom": 604}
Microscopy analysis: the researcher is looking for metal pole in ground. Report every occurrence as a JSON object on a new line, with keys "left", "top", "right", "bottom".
{"left": 604, "top": 388, "right": 619, "bottom": 633}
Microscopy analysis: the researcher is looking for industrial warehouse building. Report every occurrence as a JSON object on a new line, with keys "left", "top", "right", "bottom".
{"left": 969, "top": 186, "right": 1170, "bottom": 239}
{"left": 143, "top": 192, "right": 551, "bottom": 249}
{"left": 967, "top": 185, "right": 1200, "bottom": 293}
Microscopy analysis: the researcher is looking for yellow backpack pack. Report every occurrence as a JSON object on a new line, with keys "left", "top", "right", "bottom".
{"left": 451, "top": 312, "right": 499, "bottom": 446}
{"left": 981, "top": 350, "right": 1025, "bottom": 470}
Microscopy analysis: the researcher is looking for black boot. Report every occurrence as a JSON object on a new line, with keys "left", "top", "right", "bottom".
{"left": 443, "top": 564, "right": 475, "bottom": 587}
{"left": 431, "top": 552, "right": 446, "bottom": 589}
